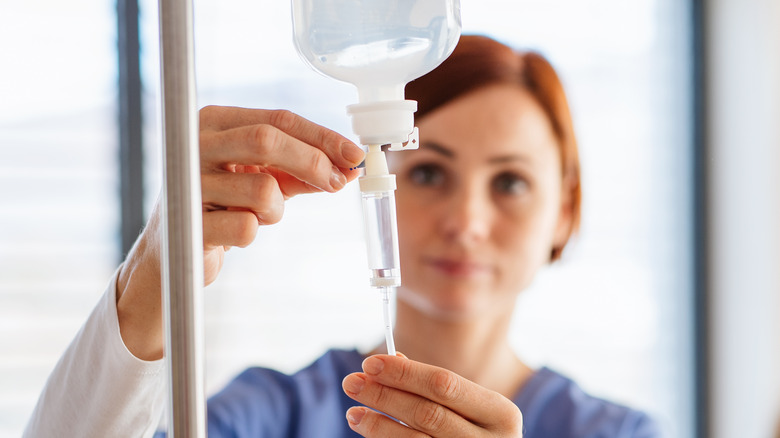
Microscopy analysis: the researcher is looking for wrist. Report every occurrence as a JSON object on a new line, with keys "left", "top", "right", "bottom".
{"left": 116, "top": 207, "right": 164, "bottom": 361}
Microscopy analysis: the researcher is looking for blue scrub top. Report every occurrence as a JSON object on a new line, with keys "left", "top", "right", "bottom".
{"left": 158, "top": 349, "right": 660, "bottom": 438}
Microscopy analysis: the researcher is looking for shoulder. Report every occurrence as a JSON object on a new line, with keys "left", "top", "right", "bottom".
{"left": 515, "top": 367, "right": 661, "bottom": 438}
{"left": 205, "top": 349, "right": 363, "bottom": 436}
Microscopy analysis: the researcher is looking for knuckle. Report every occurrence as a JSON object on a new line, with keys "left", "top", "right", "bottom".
{"left": 307, "top": 151, "right": 328, "bottom": 176}
{"left": 251, "top": 174, "right": 283, "bottom": 224}
{"left": 316, "top": 126, "right": 341, "bottom": 151}
{"left": 268, "top": 109, "right": 298, "bottom": 132}
{"left": 497, "top": 404, "right": 523, "bottom": 436}
{"left": 250, "top": 173, "right": 275, "bottom": 201}
{"left": 396, "top": 357, "right": 413, "bottom": 384}
{"left": 234, "top": 213, "right": 258, "bottom": 247}
{"left": 372, "top": 382, "right": 393, "bottom": 407}
{"left": 198, "top": 105, "right": 217, "bottom": 125}
{"left": 261, "top": 201, "right": 284, "bottom": 225}
{"left": 432, "top": 369, "right": 461, "bottom": 402}
{"left": 509, "top": 405, "right": 524, "bottom": 431}
{"left": 249, "top": 124, "right": 280, "bottom": 157}
{"left": 413, "top": 400, "right": 447, "bottom": 432}
{"left": 360, "top": 412, "right": 382, "bottom": 435}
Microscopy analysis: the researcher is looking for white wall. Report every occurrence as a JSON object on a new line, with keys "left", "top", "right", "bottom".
{"left": 707, "top": 0, "right": 780, "bottom": 437}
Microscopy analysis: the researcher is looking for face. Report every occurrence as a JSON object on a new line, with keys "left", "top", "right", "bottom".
{"left": 388, "top": 84, "right": 572, "bottom": 321}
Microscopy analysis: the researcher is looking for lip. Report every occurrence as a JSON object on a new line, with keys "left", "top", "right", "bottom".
{"left": 425, "top": 257, "right": 491, "bottom": 278}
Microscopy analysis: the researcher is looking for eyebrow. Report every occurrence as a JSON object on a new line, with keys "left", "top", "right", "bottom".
{"left": 421, "top": 141, "right": 531, "bottom": 164}
{"left": 421, "top": 142, "right": 455, "bottom": 158}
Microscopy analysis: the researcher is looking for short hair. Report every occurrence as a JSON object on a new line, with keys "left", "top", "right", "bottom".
{"left": 406, "top": 34, "right": 581, "bottom": 261}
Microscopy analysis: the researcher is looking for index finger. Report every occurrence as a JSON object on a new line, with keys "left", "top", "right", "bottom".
{"left": 200, "top": 106, "right": 365, "bottom": 169}
{"left": 361, "top": 355, "right": 522, "bottom": 427}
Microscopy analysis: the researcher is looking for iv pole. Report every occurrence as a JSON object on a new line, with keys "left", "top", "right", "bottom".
{"left": 158, "top": 0, "right": 206, "bottom": 436}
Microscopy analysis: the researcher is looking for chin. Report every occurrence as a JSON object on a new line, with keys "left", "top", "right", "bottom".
{"left": 397, "top": 284, "right": 494, "bottom": 322}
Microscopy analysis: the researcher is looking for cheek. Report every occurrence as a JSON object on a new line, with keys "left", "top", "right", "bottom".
{"left": 493, "top": 226, "right": 547, "bottom": 293}
{"left": 396, "top": 195, "right": 430, "bottom": 255}
{"left": 395, "top": 180, "right": 441, "bottom": 230}
{"left": 498, "top": 201, "right": 561, "bottom": 276}
{"left": 395, "top": 191, "right": 444, "bottom": 293}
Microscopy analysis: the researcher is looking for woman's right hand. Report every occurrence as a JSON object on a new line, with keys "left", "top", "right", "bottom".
{"left": 197, "top": 106, "right": 363, "bottom": 283}
{"left": 116, "top": 105, "right": 365, "bottom": 361}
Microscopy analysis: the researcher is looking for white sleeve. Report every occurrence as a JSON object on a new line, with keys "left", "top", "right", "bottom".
{"left": 23, "top": 267, "right": 166, "bottom": 438}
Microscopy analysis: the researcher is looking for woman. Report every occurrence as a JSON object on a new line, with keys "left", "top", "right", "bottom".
{"left": 332, "top": 35, "right": 657, "bottom": 437}
{"left": 24, "top": 36, "right": 658, "bottom": 437}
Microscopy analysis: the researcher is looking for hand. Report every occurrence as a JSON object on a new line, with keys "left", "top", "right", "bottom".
{"left": 197, "top": 105, "right": 363, "bottom": 284}
{"left": 116, "top": 105, "right": 364, "bottom": 360}
{"left": 342, "top": 355, "right": 523, "bottom": 437}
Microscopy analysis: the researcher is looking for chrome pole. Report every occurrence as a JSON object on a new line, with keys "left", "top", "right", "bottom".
{"left": 158, "top": 0, "right": 206, "bottom": 436}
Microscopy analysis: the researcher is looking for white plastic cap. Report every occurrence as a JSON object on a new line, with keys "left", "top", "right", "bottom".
{"left": 359, "top": 174, "right": 397, "bottom": 193}
{"left": 347, "top": 100, "right": 419, "bottom": 148}
{"left": 359, "top": 144, "right": 397, "bottom": 193}
{"left": 370, "top": 276, "right": 401, "bottom": 288}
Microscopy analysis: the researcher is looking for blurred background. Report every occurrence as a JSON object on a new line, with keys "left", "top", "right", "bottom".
{"left": 1, "top": 0, "right": 777, "bottom": 437}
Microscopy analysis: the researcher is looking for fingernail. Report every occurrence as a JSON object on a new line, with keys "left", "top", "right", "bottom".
{"left": 362, "top": 356, "right": 384, "bottom": 376}
{"left": 347, "top": 408, "right": 366, "bottom": 426}
{"left": 343, "top": 374, "right": 365, "bottom": 395}
{"left": 341, "top": 142, "right": 365, "bottom": 165}
{"left": 330, "top": 166, "right": 346, "bottom": 190}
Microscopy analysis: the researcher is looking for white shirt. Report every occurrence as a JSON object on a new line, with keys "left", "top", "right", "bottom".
{"left": 23, "top": 268, "right": 166, "bottom": 438}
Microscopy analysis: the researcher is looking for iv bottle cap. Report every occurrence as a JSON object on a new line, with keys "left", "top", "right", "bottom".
{"left": 359, "top": 174, "right": 397, "bottom": 193}
{"left": 359, "top": 144, "right": 397, "bottom": 192}
{"left": 347, "top": 100, "right": 417, "bottom": 146}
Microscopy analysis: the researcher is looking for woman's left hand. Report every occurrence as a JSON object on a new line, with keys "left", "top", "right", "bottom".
{"left": 342, "top": 354, "right": 524, "bottom": 437}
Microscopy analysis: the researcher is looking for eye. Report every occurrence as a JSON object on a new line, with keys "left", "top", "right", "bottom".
{"left": 408, "top": 163, "right": 446, "bottom": 187}
{"left": 493, "top": 172, "right": 529, "bottom": 196}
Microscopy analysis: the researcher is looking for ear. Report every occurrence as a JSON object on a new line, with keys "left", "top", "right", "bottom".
{"left": 551, "top": 173, "right": 577, "bottom": 259}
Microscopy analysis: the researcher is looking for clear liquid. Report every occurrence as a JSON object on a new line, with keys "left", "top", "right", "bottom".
{"left": 292, "top": 0, "right": 461, "bottom": 90}
{"left": 312, "top": 37, "right": 432, "bottom": 87}
{"left": 361, "top": 190, "right": 401, "bottom": 287}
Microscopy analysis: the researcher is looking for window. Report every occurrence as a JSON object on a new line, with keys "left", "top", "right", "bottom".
{"left": 0, "top": 2, "right": 119, "bottom": 435}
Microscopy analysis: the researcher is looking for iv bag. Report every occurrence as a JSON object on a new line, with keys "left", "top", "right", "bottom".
{"left": 291, "top": 0, "right": 462, "bottom": 103}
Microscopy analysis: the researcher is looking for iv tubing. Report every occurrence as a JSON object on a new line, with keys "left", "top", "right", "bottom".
{"left": 381, "top": 287, "right": 396, "bottom": 356}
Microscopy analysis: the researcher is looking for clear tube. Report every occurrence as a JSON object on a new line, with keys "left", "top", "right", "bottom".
{"left": 381, "top": 287, "right": 396, "bottom": 356}
{"left": 359, "top": 145, "right": 400, "bottom": 355}
{"left": 360, "top": 177, "right": 400, "bottom": 355}
{"left": 361, "top": 189, "right": 401, "bottom": 288}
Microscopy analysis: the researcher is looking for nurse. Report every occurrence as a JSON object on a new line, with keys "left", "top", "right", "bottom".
{"left": 25, "top": 35, "right": 659, "bottom": 438}
{"left": 339, "top": 35, "right": 659, "bottom": 437}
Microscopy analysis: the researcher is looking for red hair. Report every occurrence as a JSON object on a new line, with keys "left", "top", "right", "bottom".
{"left": 406, "top": 35, "right": 582, "bottom": 261}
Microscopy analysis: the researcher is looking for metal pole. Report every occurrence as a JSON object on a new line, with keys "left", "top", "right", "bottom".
{"left": 158, "top": 0, "right": 206, "bottom": 436}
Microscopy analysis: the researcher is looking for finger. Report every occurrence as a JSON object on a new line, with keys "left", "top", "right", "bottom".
{"left": 203, "top": 210, "right": 259, "bottom": 249}
{"left": 343, "top": 373, "right": 475, "bottom": 437}
{"left": 201, "top": 125, "right": 349, "bottom": 193}
{"left": 346, "top": 407, "right": 427, "bottom": 438}
{"left": 252, "top": 166, "right": 359, "bottom": 199}
{"left": 226, "top": 162, "right": 336, "bottom": 198}
{"left": 360, "top": 356, "right": 521, "bottom": 427}
{"left": 200, "top": 106, "right": 365, "bottom": 168}
{"left": 201, "top": 172, "right": 284, "bottom": 223}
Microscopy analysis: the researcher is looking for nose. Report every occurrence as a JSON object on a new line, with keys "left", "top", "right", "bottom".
{"left": 438, "top": 183, "right": 492, "bottom": 246}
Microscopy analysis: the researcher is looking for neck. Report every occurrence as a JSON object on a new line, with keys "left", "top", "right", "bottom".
{"left": 373, "top": 298, "right": 533, "bottom": 400}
